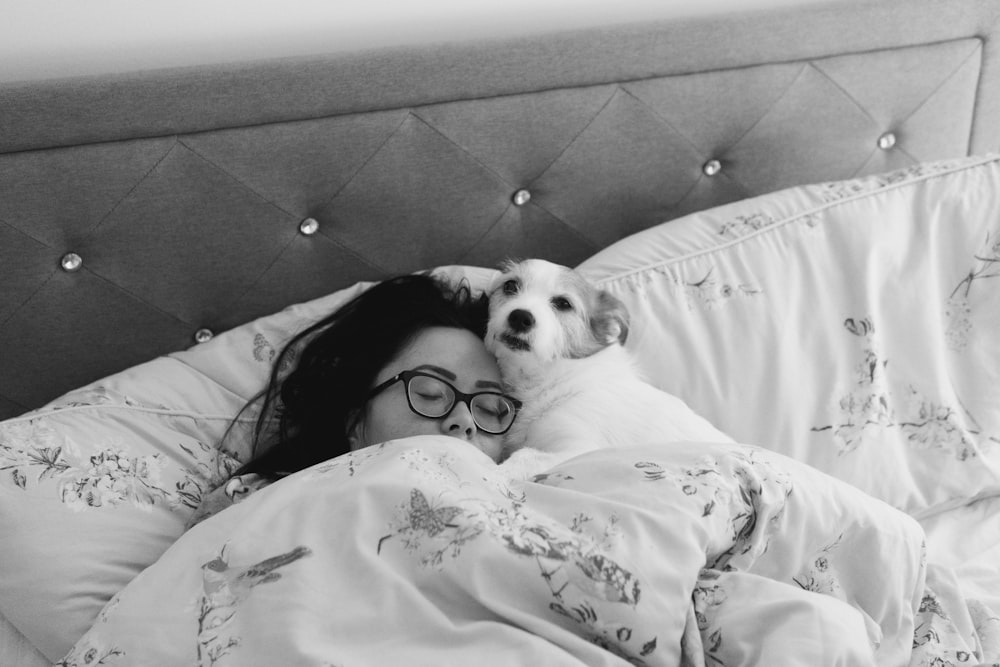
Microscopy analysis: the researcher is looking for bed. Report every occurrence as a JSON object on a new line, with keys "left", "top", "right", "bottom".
{"left": 2, "top": 0, "right": 999, "bottom": 664}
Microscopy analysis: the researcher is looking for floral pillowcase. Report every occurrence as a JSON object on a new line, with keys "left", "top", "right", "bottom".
{"left": 579, "top": 153, "right": 1000, "bottom": 519}
{"left": 0, "top": 371, "right": 246, "bottom": 662}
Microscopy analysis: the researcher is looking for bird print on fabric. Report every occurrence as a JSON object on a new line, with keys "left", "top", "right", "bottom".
{"left": 197, "top": 545, "right": 312, "bottom": 667}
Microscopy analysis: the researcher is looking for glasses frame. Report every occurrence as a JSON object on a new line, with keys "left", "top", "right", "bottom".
{"left": 366, "top": 369, "right": 520, "bottom": 435}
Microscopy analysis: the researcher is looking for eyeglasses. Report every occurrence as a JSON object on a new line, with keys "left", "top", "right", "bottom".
{"left": 366, "top": 370, "right": 520, "bottom": 435}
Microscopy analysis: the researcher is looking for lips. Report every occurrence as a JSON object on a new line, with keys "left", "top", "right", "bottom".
{"left": 499, "top": 332, "right": 531, "bottom": 351}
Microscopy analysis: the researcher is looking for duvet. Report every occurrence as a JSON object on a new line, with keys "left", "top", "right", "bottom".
{"left": 59, "top": 436, "right": 999, "bottom": 667}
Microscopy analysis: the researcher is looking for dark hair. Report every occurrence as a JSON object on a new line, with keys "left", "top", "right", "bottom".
{"left": 233, "top": 274, "right": 489, "bottom": 480}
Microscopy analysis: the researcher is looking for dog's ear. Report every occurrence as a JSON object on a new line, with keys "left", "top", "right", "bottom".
{"left": 590, "top": 290, "right": 630, "bottom": 345}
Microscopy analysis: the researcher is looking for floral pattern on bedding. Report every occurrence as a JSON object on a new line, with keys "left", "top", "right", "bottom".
{"left": 379, "top": 487, "right": 655, "bottom": 663}
{"left": 0, "top": 419, "right": 175, "bottom": 510}
{"left": 602, "top": 263, "right": 762, "bottom": 311}
{"left": 55, "top": 644, "right": 124, "bottom": 667}
{"left": 908, "top": 587, "right": 1000, "bottom": 667}
{"left": 811, "top": 317, "right": 983, "bottom": 460}
{"left": 59, "top": 436, "right": 999, "bottom": 666}
{"left": 632, "top": 450, "right": 793, "bottom": 573}
{"left": 678, "top": 269, "right": 761, "bottom": 310}
{"left": 717, "top": 213, "right": 777, "bottom": 239}
{"left": 0, "top": 393, "right": 240, "bottom": 512}
{"left": 691, "top": 568, "right": 727, "bottom": 655}
{"left": 607, "top": 267, "right": 762, "bottom": 311}
{"left": 817, "top": 160, "right": 966, "bottom": 203}
{"left": 946, "top": 231, "right": 1000, "bottom": 352}
{"left": 792, "top": 533, "right": 846, "bottom": 596}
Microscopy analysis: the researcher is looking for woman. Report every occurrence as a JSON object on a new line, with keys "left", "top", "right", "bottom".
{"left": 190, "top": 273, "right": 519, "bottom": 524}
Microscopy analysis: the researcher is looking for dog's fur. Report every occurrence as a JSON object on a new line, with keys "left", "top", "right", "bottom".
{"left": 485, "top": 259, "right": 731, "bottom": 477}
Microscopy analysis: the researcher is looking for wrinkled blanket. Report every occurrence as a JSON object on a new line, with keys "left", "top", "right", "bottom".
{"left": 59, "top": 436, "right": 1000, "bottom": 666}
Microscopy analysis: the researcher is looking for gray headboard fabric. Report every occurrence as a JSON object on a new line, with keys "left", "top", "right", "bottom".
{"left": 2, "top": 0, "right": 999, "bottom": 419}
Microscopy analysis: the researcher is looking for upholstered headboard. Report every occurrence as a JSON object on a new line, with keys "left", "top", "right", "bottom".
{"left": 2, "top": 0, "right": 999, "bottom": 419}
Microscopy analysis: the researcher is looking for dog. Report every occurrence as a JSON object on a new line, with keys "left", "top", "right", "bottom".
{"left": 485, "top": 259, "right": 732, "bottom": 478}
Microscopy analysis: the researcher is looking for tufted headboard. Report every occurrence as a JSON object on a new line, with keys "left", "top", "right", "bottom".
{"left": 2, "top": 0, "right": 999, "bottom": 419}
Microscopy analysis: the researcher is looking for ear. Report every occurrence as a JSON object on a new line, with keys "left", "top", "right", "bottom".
{"left": 590, "top": 290, "right": 630, "bottom": 345}
{"left": 497, "top": 257, "right": 520, "bottom": 272}
{"left": 345, "top": 409, "right": 365, "bottom": 451}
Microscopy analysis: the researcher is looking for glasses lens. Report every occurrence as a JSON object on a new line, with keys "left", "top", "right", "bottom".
{"left": 406, "top": 374, "right": 454, "bottom": 417}
{"left": 470, "top": 394, "right": 517, "bottom": 434}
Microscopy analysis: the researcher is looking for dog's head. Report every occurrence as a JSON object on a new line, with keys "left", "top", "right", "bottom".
{"left": 485, "top": 259, "right": 630, "bottom": 372}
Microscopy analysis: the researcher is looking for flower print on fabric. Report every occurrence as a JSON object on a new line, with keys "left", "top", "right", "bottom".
{"left": 485, "top": 502, "right": 656, "bottom": 666}
{"left": 399, "top": 447, "right": 465, "bottom": 486}
{"left": 0, "top": 412, "right": 237, "bottom": 512}
{"left": 633, "top": 459, "right": 725, "bottom": 517}
{"left": 0, "top": 419, "right": 72, "bottom": 489}
{"left": 946, "top": 230, "right": 1000, "bottom": 351}
{"left": 0, "top": 418, "right": 171, "bottom": 511}
{"left": 312, "top": 442, "right": 387, "bottom": 478}
{"left": 55, "top": 642, "right": 125, "bottom": 667}
{"left": 812, "top": 317, "right": 983, "bottom": 460}
{"left": 633, "top": 450, "right": 792, "bottom": 573}
{"left": 817, "top": 160, "right": 963, "bottom": 203}
{"left": 691, "top": 569, "right": 728, "bottom": 664}
{"left": 792, "top": 534, "right": 845, "bottom": 597}
{"left": 40, "top": 386, "right": 170, "bottom": 413}
{"left": 717, "top": 213, "right": 776, "bottom": 239}
{"left": 174, "top": 440, "right": 243, "bottom": 512}
{"left": 379, "top": 489, "right": 658, "bottom": 665}
{"left": 55, "top": 590, "right": 129, "bottom": 664}
{"left": 59, "top": 447, "right": 170, "bottom": 511}
{"left": 679, "top": 268, "right": 760, "bottom": 310}
{"left": 197, "top": 545, "right": 312, "bottom": 667}
{"left": 607, "top": 265, "right": 760, "bottom": 310}
{"left": 910, "top": 589, "right": 982, "bottom": 667}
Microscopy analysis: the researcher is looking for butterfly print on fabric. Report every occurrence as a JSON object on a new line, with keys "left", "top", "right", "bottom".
{"left": 376, "top": 488, "right": 475, "bottom": 563}
{"left": 406, "top": 488, "right": 463, "bottom": 537}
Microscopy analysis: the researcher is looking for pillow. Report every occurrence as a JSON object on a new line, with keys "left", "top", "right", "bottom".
{"left": 0, "top": 265, "right": 497, "bottom": 661}
{"left": 578, "top": 154, "right": 1000, "bottom": 519}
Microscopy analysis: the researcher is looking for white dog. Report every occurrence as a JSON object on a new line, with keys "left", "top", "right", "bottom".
{"left": 485, "top": 259, "right": 731, "bottom": 478}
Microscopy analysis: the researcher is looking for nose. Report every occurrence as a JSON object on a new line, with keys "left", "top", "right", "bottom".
{"left": 441, "top": 400, "right": 476, "bottom": 441}
{"left": 508, "top": 309, "right": 535, "bottom": 333}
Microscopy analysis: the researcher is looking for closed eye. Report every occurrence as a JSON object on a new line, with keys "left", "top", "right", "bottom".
{"left": 550, "top": 296, "right": 573, "bottom": 312}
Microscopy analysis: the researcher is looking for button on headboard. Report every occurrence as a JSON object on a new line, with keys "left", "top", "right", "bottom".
{"left": 2, "top": 0, "right": 999, "bottom": 418}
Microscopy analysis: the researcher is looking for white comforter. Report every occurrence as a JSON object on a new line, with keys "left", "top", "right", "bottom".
{"left": 58, "top": 436, "right": 999, "bottom": 666}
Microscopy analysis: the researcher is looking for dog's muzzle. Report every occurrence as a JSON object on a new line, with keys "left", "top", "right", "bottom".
{"left": 496, "top": 308, "right": 534, "bottom": 351}
{"left": 499, "top": 331, "right": 531, "bottom": 351}
{"left": 508, "top": 309, "right": 534, "bottom": 333}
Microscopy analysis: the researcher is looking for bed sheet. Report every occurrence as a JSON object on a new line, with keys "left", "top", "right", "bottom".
{"left": 57, "top": 436, "right": 998, "bottom": 667}
{"left": 920, "top": 495, "right": 1000, "bottom": 615}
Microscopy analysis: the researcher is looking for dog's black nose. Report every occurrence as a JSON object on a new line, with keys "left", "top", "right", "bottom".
{"left": 508, "top": 309, "right": 535, "bottom": 333}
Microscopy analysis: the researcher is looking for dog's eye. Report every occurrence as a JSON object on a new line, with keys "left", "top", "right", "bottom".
{"left": 502, "top": 280, "right": 519, "bottom": 296}
{"left": 550, "top": 296, "right": 574, "bottom": 312}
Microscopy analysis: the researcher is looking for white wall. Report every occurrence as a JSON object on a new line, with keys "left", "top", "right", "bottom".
{"left": 1, "top": 0, "right": 837, "bottom": 83}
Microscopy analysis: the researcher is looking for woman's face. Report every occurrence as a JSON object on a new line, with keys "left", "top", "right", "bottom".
{"left": 348, "top": 326, "right": 507, "bottom": 462}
